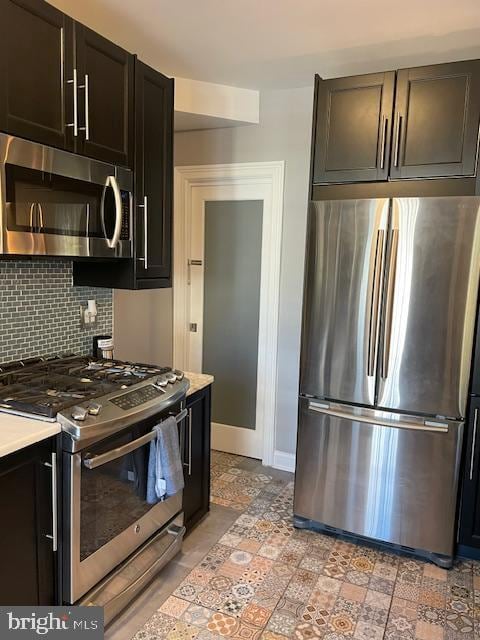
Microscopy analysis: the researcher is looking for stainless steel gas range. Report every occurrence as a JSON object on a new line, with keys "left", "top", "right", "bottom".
{"left": 0, "top": 355, "right": 190, "bottom": 623}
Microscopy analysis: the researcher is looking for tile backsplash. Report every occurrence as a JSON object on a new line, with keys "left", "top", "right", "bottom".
{"left": 0, "top": 260, "right": 112, "bottom": 363}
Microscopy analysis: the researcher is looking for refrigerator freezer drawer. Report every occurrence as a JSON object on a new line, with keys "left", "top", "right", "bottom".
{"left": 294, "top": 398, "right": 463, "bottom": 558}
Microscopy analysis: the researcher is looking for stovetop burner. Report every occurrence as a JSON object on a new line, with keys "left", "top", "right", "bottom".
{"left": 0, "top": 355, "right": 172, "bottom": 419}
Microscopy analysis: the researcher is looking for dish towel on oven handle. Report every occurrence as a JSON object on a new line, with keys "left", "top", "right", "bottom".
{"left": 147, "top": 415, "right": 185, "bottom": 503}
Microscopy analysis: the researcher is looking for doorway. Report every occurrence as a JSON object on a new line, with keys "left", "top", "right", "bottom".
{"left": 173, "top": 162, "right": 285, "bottom": 463}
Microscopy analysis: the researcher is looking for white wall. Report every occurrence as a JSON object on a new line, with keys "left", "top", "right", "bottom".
{"left": 174, "top": 86, "right": 313, "bottom": 455}
{"left": 114, "top": 289, "right": 173, "bottom": 365}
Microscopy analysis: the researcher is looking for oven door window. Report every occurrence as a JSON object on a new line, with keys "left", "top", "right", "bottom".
{"left": 5, "top": 164, "right": 121, "bottom": 240}
{"left": 80, "top": 430, "right": 154, "bottom": 562}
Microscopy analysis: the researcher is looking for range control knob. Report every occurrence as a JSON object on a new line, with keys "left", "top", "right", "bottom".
{"left": 165, "top": 372, "right": 177, "bottom": 384}
{"left": 88, "top": 402, "right": 102, "bottom": 416}
{"left": 156, "top": 375, "right": 169, "bottom": 387}
{"left": 71, "top": 405, "right": 88, "bottom": 422}
{"left": 173, "top": 369, "right": 184, "bottom": 381}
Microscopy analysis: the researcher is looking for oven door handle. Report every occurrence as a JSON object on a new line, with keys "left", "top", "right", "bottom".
{"left": 83, "top": 408, "right": 188, "bottom": 470}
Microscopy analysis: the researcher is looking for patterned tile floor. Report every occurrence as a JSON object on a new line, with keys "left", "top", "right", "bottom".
{"left": 132, "top": 452, "right": 480, "bottom": 640}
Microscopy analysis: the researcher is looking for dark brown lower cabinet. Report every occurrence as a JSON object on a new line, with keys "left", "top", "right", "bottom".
{"left": 183, "top": 386, "right": 211, "bottom": 532}
{"left": 0, "top": 438, "right": 57, "bottom": 605}
{"left": 458, "top": 397, "right": 480, "bottom": 558}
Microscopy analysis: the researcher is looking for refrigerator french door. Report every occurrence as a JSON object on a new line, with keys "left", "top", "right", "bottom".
{"left": 295, "top": 197, "right": 480, "bottom": 566}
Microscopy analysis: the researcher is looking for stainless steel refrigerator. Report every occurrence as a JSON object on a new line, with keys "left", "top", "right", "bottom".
{"left": 294, "top": 196, "right": 480, "bottom": 567}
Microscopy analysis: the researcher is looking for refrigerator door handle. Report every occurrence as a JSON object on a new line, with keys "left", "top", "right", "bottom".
{"left": 368, "top": 229, "right": 385, "bottom": 376}
{"left": 307, "top": 400, "right": 450, "bottom": 433}
{"left": 381, "top": 228, "right": 399, "bottom": 378}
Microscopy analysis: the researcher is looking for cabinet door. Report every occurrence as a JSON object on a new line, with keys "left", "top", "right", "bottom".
{"left": 183, "top": 387, "right": 211, "bottom": 531}
{"left": 459, "top": 398, "right": 480, "bottom": 549}
{"left": 0, "top": 0, "right": 73, "bottom": 150}
{"left": 313, "top": 72, "right": 395, "bottom": 184}
{"left": 75, "top": 23, "right": 134, "bottom": 167}
{"left": 0, "top": 440, "right": 56, "bottom": 605}
{"left": 135, "top": 61, "right": 174, "bottom": 284}
{"left": 391, "top": 61, "right": 480, "bottom": 179}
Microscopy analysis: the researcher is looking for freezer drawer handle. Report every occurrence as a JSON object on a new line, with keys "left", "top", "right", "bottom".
{"left": 307, "top": 402, "right": 449, "bottom": 433}
{"left": 470, "top": 408, "right": 478, "bottom": 481}
{"left": 309, "top": 401, "right": 330, "bottom": 412}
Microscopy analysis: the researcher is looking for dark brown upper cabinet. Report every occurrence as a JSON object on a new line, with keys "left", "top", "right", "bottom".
{"left": 390, "top": 61, "right": 480, "bottom": 179}
{"left": 73, "top": 59, "right": 174, "bottom": 290}
{"left": 0, "top": 0, "right": 74, "bottom": 150}
{"left": 134, "top": 60, "right": 174, "bottom": 286}
{"left": 312, "top": 59, "right": 480, "bottom": 185}
{"left": 74, "top": 24, "right": 134, "bottom": 168}
{"left": 313, "top": 71, "right": 395, "bottom": 184}
{"left": 0, "top": 0, "right": 134, "bottom": 167}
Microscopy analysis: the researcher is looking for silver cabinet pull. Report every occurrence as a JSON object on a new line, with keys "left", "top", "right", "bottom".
{"left": 188, "top": 408, "right": 192, "bottom": 476}
{"left": 379, "top": 116, "right": 388, "bottom": 169}
{"left": 138, "top": 196, "right": 148, "bottom": 270}
{"left": 78, "top": 74, "right": 90, "bottom": 140}
{"left": 44, "top": 452, "right": 57, "bottom": 552}
{"left": 393, "top": 113, "right": 403, "bottom": 167}
{"left": 182, "top": 409, "right": 192, "bottom": 475}
{"left": 470, "top": 408, "right": 478, "bottom": 481}
{"left": 66, "top": 68, "right": 78, "bottom": 136}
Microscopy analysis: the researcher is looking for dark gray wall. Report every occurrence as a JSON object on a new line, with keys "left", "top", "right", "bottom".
{"left": 203, "top": 200, "right": 263, "bottom": 429}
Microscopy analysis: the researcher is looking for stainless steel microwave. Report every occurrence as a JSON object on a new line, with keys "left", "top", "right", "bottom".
{"left": 0, "top": 133, "right": 132, "bottom": 258}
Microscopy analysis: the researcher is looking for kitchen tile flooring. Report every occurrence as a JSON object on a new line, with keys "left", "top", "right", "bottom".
{"left": 108, "top": 452, "right": 480, "bottom": 640}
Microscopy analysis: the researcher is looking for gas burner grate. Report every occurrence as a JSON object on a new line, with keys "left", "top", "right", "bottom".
{"left": 0, "top": 355, "right": 173, "bottom": 419}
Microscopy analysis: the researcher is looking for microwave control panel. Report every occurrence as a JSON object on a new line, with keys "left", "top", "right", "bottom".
{"left": 120, "top": 191, "right": 131, "bottom": 241}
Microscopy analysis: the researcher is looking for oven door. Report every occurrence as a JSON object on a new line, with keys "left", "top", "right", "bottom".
{"left": 0, "top": 133, "right": 132, "bottom": 258}
{"left": 64, "top": 410, "right": 186, "bottom": 603}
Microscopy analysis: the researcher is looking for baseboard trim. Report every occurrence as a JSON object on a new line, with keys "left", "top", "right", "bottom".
{"left": 211, "top": 422, "right": 261, "bottom": 459}
{"left": 272, "top": 450, "right": 296, "bottom": 473}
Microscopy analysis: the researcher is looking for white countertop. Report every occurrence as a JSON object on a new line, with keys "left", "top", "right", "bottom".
{"left": 185, "top": 371, "right": 214, "bottom": 396}
{"left": 0, "top": 412, "right": 61, "bottom": 458}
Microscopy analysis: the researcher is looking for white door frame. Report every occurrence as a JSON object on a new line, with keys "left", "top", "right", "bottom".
{"left": 173, "top": 162, "right": 285, "bottom": 466}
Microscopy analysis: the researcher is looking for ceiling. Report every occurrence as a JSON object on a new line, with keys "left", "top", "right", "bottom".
{"left": 50, "top": 0, "right": 480, "bottom": 89}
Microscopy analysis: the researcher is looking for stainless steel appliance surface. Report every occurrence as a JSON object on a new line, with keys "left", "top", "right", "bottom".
{"left": 0, "top": 355, "right": 189, "bottom": 623}
{"left": 0, "top": 133, "right": 132, "bottom": 258}
{"left": 295, "top": 197, "right": 480, "bottom": 567}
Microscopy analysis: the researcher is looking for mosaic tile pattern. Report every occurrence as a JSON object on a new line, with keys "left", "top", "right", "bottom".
{"left": 133, "top": 452, "right": 480, "bottom": 640}
{"left": 0, "top": 260, "right": 112, "bottom": 362}
{"left": 210, "top": 451, "right": 278, "bottom": 511}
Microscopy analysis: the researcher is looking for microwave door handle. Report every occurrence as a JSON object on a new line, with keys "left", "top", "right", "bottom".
{"left": 109, "top": 175, "right": 122, "bottom": 248}
{"left": 37, "top": 203, "right": 44, "bottom": 231}
{"left": 29, "top": 203, "right": 37, "bottom": 231}
{"left": 101, "top": 176, "right": 123, "bottom": 249}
